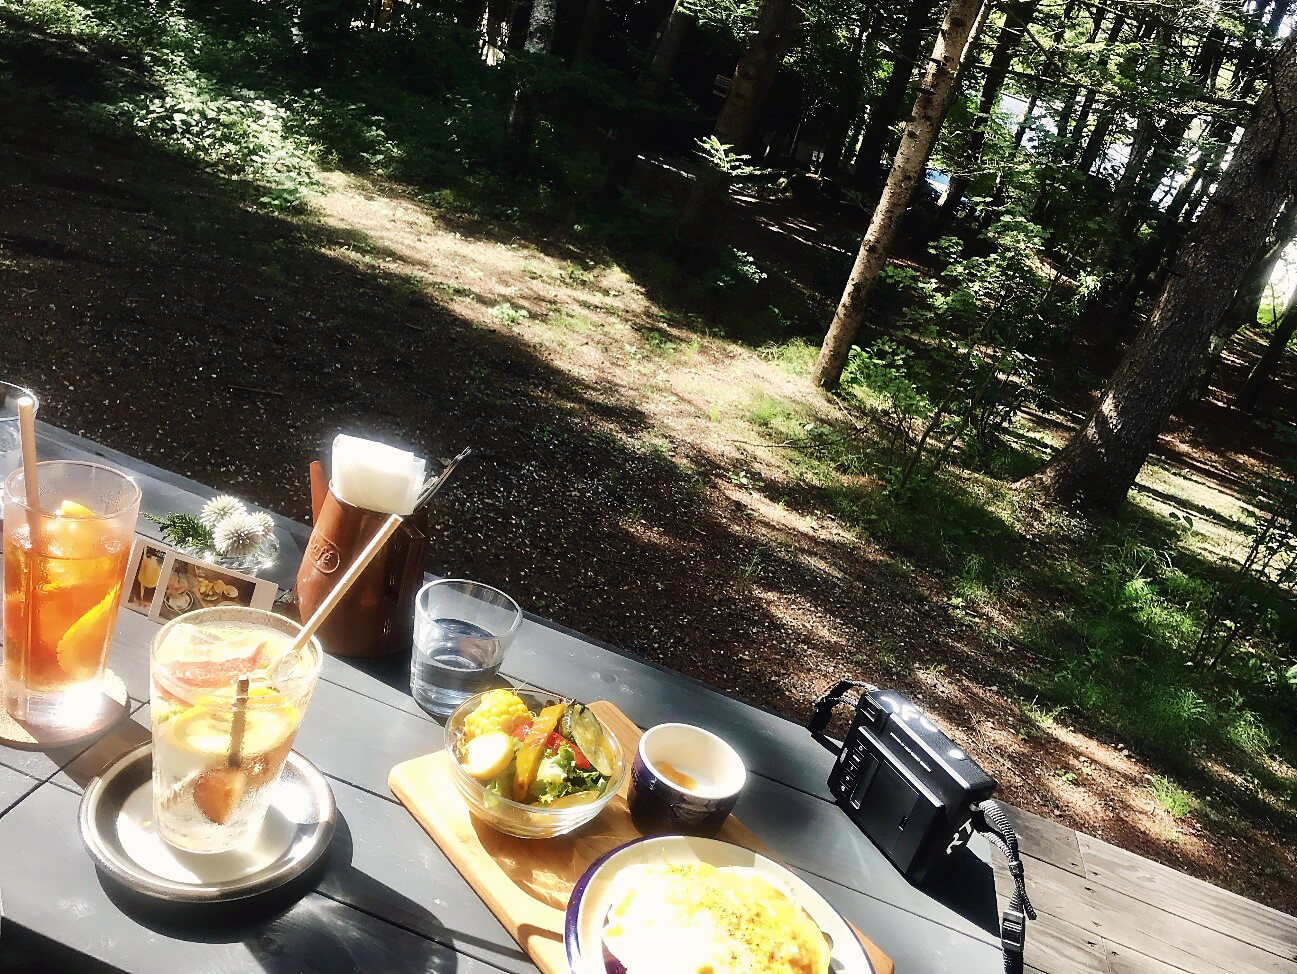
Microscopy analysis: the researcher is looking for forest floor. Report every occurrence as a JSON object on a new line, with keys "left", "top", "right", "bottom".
{"left": 3, "top": 26, "right": 1296, "bottom": 914}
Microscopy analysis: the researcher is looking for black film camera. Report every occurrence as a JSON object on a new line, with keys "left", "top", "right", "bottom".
{"left": 808, "top": 681, "right": 1035, "bottom": 970}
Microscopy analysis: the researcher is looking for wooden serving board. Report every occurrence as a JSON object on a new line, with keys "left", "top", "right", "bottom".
{"left": 389, "top": 700, "right": 893, "bottom": 974}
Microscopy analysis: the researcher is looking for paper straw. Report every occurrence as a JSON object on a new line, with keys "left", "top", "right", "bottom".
{"left": 289, "top": 513, "right": 404, "bottom": 654}
{"left": 17, "top": 397, "right": 38, "bottom": 512}
{"left": 229, "top": 676, "right": 250, "bottom": 769}
{"left": 14, "top": 397, "right": 39, "bottom": 717}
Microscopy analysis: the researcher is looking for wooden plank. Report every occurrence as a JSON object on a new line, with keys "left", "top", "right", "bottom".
{"left": 996, "top": 855, "right": 1292, "bottom": 974}
{"left": 1077, "top": 832, "right": 1297, "bottom": 963}
{"left": 1101, "top": 940, "right": 1226, "bottom": 974}
{"left": 389, "top": 701, "right": 894, "bottom": 974}
{"left": 0, "top": 782, "right": 506, "bottom": 974}
{"left": 1003, "top": 804, "right": 1086, "bottom": 876}
{"left": 0, "top": 762, "right": 42, "bottom": 815}
{"left": 1012, "top": 908, "right": 1112, "bottom": 974}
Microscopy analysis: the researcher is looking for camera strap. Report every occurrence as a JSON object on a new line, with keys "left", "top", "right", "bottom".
{"left": 807, "top": 679, "right": 878, "bottom": 752}
{"left": 971, "top": 800, "right": 1036, "bottom": 974}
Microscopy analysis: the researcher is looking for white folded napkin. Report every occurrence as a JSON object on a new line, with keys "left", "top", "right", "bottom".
{"left": 331, "top": 434, "right": 426, "bottom": 516}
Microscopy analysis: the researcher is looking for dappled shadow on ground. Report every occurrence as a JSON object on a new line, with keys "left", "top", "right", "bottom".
{"left": 4, "top": 20, "right": 1296, "bottom": 914}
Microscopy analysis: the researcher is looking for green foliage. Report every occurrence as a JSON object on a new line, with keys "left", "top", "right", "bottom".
{"left": 705, "top": 247, "right": 767, "bottom": 293}
{"left": 693, "top": 137, "right": 772, "bottom": 192}
{"left": 836, "top": 219, "right": 1073, "bottom": 491}
{"left": 144, "top": 512, "right": 213, "bottom": 550}
{"left": 1149, "top": 776, "right": 1197, "bottom": 819}
{"left": 490, "top": 302, "right": 530, "bottom": 325}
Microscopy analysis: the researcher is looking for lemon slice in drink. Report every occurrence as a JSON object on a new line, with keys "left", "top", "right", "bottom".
{"left": 165, "top": 705, "right": 298, "bottom": 760}
{"left": 56, "top": 586, "right": 117, "bottom": 681}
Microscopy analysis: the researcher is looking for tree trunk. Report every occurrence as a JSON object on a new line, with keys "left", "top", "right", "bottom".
{"left": 599, "top": 0, "right": 693, "bottom": 199}
{"left": 813, "top": 0, "right": 990, "bottom": 389}
{"left": 712, "top": 0, "right": 800, "bottom": 153}
{"left": 505, "top": 0, "right": 559, "bottom": 160}
{"left": 1070, "top": 12, "right": 1130, "bottom": 168}
{"left": 821, "top": 3, "right": 875, "bottom": 176}
{"left": 1238, "top": 309, "right": 1297, "bottom": 411}
{"left": 1109, "top": 113, "right": 1237, "bottom": 333}
{"left": 855, "top": 0, "right": 940, "bottom": 180}
{"left": 1020, "top": 35, "right": 1297, "bottom": 509}
{"left": 1189, "top": 200, "right": 1297, "bottom": 401}
{"left": 679, "top": 0, "right": 800, "bottom": 235}
{"left": 935, "top": 0, "right": 1040, "bottom": 225}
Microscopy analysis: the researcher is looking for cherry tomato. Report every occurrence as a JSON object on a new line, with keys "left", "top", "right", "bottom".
{"left": 546, "top": 731, "right": 593, "bottom": 770}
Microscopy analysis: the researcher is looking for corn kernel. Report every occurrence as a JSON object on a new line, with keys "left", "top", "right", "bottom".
{"left": 463, "top": 689, "right": 531, "bottom": 742}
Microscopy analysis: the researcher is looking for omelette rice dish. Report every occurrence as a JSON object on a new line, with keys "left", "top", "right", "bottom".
{"left": 601, "top": 862, "right": 831, "bottom": 974}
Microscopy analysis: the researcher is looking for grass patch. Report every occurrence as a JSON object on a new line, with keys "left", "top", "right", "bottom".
{"left": 546, "top": 309, "right": 595, "bottom": 331}
{"left": 759, "top": 338, "right": 818, "bottom": 376}
{"left": 1150, "top": 775, "right": 1198, "bottom": 819}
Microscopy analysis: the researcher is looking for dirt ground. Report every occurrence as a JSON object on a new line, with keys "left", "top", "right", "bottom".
{"left": 3, "top": 53, "right": 1296, "bottom": 914}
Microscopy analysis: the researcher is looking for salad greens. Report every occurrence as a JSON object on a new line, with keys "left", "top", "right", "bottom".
{"left": 533, "top": 745, "right": 608, "bottom": 803}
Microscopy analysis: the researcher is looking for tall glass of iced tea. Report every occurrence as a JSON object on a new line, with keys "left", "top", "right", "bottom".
{"left": 2, "top": 461, "right": 140, "bottom": 729}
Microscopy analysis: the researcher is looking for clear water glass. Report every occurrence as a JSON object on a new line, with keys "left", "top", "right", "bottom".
{"left": 410, "top": 579, "right": 522, "bottom": 717}
{"left": 0, "top": 382, "right": 36, "bottom": 485}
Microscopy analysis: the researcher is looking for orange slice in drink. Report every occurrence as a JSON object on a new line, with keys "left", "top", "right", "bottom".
{"left": 45, "top": 498, "right": 110, "bottom": 561}
{"left": 55, "top": 586, "right": 117, "bottom": 681}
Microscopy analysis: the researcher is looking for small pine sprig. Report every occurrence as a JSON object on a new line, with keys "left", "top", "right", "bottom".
{"left": 144, "top": 512, "right": 214, "bottom": 552}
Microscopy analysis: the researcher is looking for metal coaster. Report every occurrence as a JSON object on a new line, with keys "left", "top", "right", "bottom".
{"left": 79, "top": 743, "right": 335, "bottom": 902}
{"left": 0, "top": 669, "right": 129, "bottom": 751}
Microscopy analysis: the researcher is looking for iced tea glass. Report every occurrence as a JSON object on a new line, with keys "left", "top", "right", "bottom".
{"left": 150, "top": 607, "right": 323, "bottom": 853}
{"left": 2, "top": 460, "right": 139, "bottom": 729}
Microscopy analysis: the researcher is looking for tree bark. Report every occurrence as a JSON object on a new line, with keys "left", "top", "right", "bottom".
{"left": 679, "top": 0, "right": 801, "bottom": 235}
{"left": 1238, "top": 309, "right": 1297, "bottom": 411}
{"left": 936, "top": 0, "right": 1041, "bottom": 224}
{"left": 599, "top": 0, "right": 694, "bottom": 199}
{"left": 1189, "top": 199, "right": 1297, "bottom": 401}
{"left": 813, "top": 0, "right": 990, "bottom": 389}
{"left": 1020, "top": 35, "right": 1297, "bottom": 509}
{"left": 712, "top": 0, "right": 801, "bottom": 153}
{"left": 572, "top": 0, "right": 603, "bottom": 62}
{"left": 821, "top": 3, "right": 876, "bottom": 176}
{"left": 855, "top": 0, "right": 940, "bottom": 180}
{"left": 505, "top": 0, "right": 559, "bottom": 160}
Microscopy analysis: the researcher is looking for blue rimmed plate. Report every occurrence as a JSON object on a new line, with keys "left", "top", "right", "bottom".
{"left": 564, "top": 835, "right": 875, "bottom": 974}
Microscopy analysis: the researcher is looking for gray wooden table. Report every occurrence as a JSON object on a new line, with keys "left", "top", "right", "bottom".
{"left": 0, "top": 424, "right": 1005, "bottom": 973}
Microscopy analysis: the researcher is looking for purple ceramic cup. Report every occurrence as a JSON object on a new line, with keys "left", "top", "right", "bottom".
{"left": 628, "top": 723, "right": 747, "bottom": 837}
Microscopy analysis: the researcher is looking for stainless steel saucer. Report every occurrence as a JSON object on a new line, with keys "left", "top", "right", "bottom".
{"left": 79, "top": 743, "right": 335, "bottom": 902}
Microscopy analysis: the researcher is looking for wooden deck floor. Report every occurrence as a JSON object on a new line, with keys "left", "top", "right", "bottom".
{"left": 997, "top": 806, "right": 1297, "bottom": 974}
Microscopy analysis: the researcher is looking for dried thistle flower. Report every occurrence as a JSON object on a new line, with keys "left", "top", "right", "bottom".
{"left": 200, "top": 495, "right": 247, "bottom": 530}
{"left": 250, "top": 511, "right": 275, "bottom": 538}
{"left": 213, "top": 512, "right": 268, "bottom": 557}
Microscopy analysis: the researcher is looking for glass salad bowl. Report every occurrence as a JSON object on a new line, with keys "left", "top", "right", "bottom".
{"left": 446, "top": 689, "right": 627, "bottom": 839}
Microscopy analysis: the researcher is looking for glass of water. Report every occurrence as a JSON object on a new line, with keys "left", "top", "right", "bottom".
{"left": 0, "top": 382, "right": 37, "bottom": 485}
{"left": 410, "top": 579, "right": 522, "bottom": 717}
